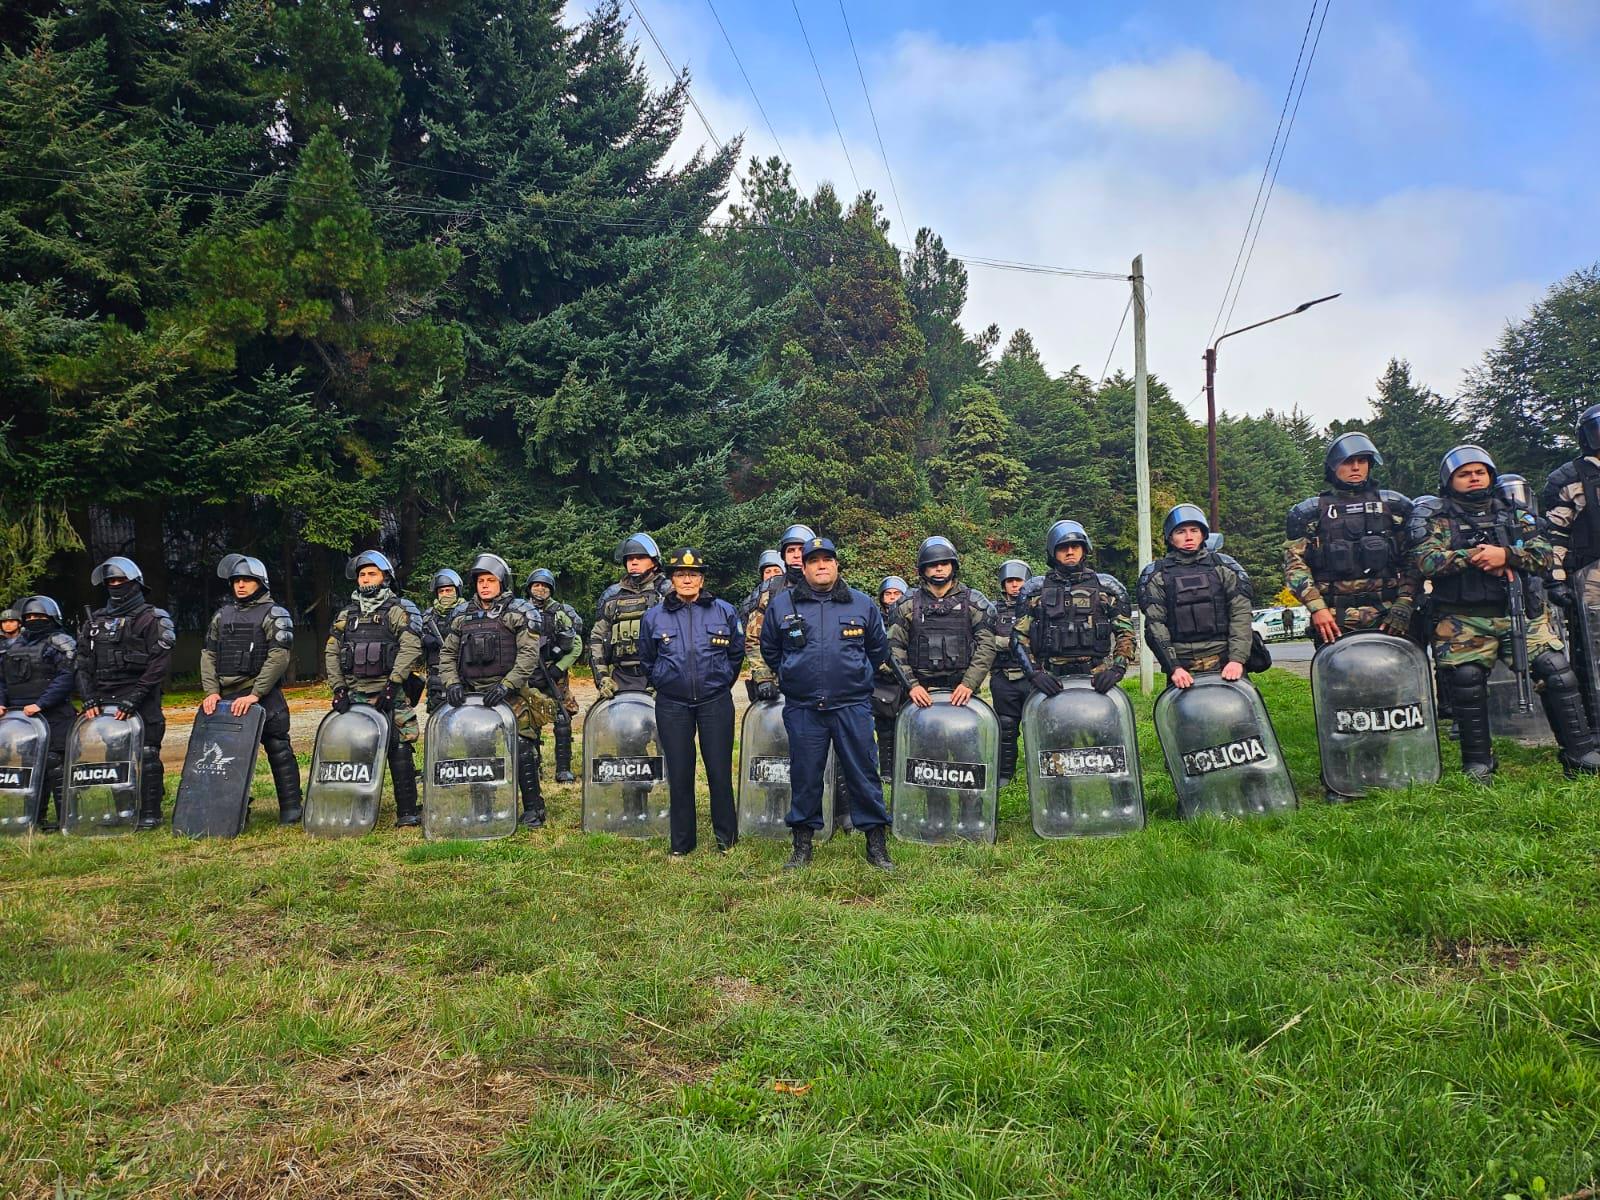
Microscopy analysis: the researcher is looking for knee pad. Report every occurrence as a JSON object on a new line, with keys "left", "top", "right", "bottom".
{"left": 1448, "top": 663, "right": 1489, "bottom": 703}
{"left": 1531, "top": 651, "right": 1579, "bottom": 693}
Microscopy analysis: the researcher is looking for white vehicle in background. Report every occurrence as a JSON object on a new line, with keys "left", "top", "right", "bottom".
{"left": 1253, "top": 605, "right": 1311, "bottom": 642}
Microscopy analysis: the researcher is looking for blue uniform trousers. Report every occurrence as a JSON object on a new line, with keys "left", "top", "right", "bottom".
{"left": 782, "top": 701, "right": 889, "bottom": 832}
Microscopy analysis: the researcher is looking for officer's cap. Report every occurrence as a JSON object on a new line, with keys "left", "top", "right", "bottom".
{"left": 802, "top": 537, "right": 837, "bottom": 561}
{"left": 666, "top": 547, "right": 707, "bottom": 574}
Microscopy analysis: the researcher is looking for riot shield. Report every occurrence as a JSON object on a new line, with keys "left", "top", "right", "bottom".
{"left": 1153, "top": 676, "right": 1296, "bottom": 820}
{"left": 892, "top": 692, "right": 1000, "bottom": 844}
{"left": 0, "top": 713, "right": 49, "bottom": 835}
{"left": 62, "top": 710, "right": 143, "bottom": 835}
{"left": 1487, "top": 661, "right": 1555, "bottom": 744}
{"left": 736, "top": 698, "right": 834, "bottom": 840}
{"left": 582, "top": 692, "right": 668, "bottom": 836}
{"left": 303, "top": 706, "right": 388, "bottom": 838}
{"left": 1311, "top": 634, "right": 1440, "bottom": 800}
{"left": 1022, "top": 681, "right": 1144, "bottom": 838}
{"left": 422, "top": 696, "right": 518, "bottom": 841}
{"left": 172, "top": 704, "right": 267, "bottom": 838}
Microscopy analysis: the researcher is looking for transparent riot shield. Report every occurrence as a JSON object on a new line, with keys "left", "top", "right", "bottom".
{"left": 423, "top": 696, "right": 518, "bottom": 841}
{"left": 0, "top": 712, "right": 49, "bottom": 835}
{"left": 1487, "top": 661, "right": 1554, "bottom": 744}
{"left": 892, "top": 692, "right": 1000, "bottom": 844}
{"left": 1153, "top": 676, "right": 1296, "bottom": 820}
{"left": 303, "top": 706, "right": 389, "bottom": 838}
{"left": 1311, "top": 634, "right": 1440, "bottom": 799}
{"left": 736, "top": 698, "right": 834, "bottom": 840}
{"left": 62, "top": 710, "right": 143, "bottom": 835}
{"left": 582, "top": 692, "right": 668, "bottom": 836}
{"left": 173, "top": 704, "right": 266, "bottom": 838}
{"left": 1022, "top": 681, "right": 1144, "bottom": 838}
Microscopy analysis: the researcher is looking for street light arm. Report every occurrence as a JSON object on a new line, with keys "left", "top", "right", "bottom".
{"left": 1212, "top": 292, "right": 1341, "bottom": 351}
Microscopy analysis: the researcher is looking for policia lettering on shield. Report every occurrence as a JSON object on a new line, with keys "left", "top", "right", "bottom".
{"left": 759, "top": 537, "right": 902, "bottom": 872}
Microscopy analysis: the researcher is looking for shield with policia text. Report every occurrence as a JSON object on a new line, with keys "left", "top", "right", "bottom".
{"left": 583, "top": 691, "right": 668, "bottom": 836}
{"left": 423, "top": 695, "right": 519, "bottom": 841}
{"left": 737, "top": 697, "right": 834, "bottom": 840}
{"left": 172, "top": 703, "right": 266, "bottom": 838}
{"left": 62, "top": 709, "right": 143, "bottom": 835}
{"left": 1311, "top": 633, "right": 1440, "bottom": 800}
{"left": 892, "top": 691, "right": 1000, "bottom": 844}
{"left": 1153, "top": 675, "right": 1296, "bottom": 820}
{"left": 1023, "top": 680, "right": 1145, "bottom": 838}
{"left": 0, "top": 712, "right": 49, "bottom": 834}
{"left": 303, "top": 705, "right": 388, "bottom": 838}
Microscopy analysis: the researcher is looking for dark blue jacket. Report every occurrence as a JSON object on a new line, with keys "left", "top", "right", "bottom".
{"left": 760, "top": 579, "right": 890, "bottom": 709}
{"left": 640, "top": 592, "right": 745, "bottom": 705}
{"left": 0, "top": 628, "right": 77, "bottom": 712}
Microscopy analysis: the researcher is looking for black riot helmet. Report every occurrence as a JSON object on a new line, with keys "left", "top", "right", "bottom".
{"left": 917, "top": 535, "right": 961, "bottom": 576}
{"left": 346, "top": 550, "right": 395, "bottom": 583}
{"left": 466, "top": 553, "right": 513, "bottom": 596}
{"left": 998, "top": 559, "right": 1032, "bottom": 588}
{"left": 1579, "top": 404, "right": 1600, "bottom": 455}
{"left": 524, "top": 568, "right": 557, "bottom": 596}
{"left": 1162, "top": 503, "right": 1211, "bottom": 543}
{"left": 1323, "top": 431, "right": 1383, "bottom": 484}
{"left": 779, "top": 524, "right": 817, "bottom": 552}
{"left": 1439, "top": 445, "right": 1497, "bottom": 494}
{"left": 432, "top": 568, "right": 464, "bottom": 597}
{"left": 217, "top": 553, "right": 270, "bottom": 590}
{"left": 90, "top": 556, "right": 144, "bottom": 588}
{"left": 0, "top": 607, "right": 18, "bottom": 629}
{"left": 20, "top": 595, "right": 63, "bottom": 626}
{"left": 757, "top": 549, "right": 783, "bottom": 573}
{"left": 1044, "top": 520, "right": 1092, "bottom": 561}
{"left": 1495, "top": 473, "right": 1536, "bottom": 514}
{"left": 614, "top": 533, "right": 661, "bottom": 566}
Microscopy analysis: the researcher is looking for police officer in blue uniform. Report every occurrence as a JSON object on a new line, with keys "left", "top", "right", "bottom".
{"left": 0, "top": 596, "right": 76, "bottom": 829}
{"left": 640, "top": 547, "right": 745, "bottom": 856}
{"left": 759, "top": 537, "right": 902, "bottom": 871}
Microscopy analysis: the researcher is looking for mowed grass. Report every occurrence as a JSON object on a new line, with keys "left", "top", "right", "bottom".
{"left": 2, "top": 670, "right": 1599, "bottom": 1198}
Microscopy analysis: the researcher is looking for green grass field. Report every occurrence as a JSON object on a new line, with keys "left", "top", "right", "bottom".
{"left": 3, "top": 670, "right": 1598, "bottom": 1198}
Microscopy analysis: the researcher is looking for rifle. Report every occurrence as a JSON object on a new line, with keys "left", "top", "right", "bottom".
{"left": 1505, "top": 567, "right": 1534, "bottom": 714}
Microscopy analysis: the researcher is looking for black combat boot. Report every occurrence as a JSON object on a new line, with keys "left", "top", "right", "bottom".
{"left": 136, "top": 752, "right": 164, "bottom": 830}
{"left": 265, "top": 734, "right": 303, "bottom": 825}
{"left": 998, "top": 721, "right": 1019, "bottom": 789}
{"left": 864, "top": 825, "right": 894, "bottom": 872}
{"left": 37, "top": 753, "right": 63, "bottom": 833}
{"left": 1532, "top": 653, "right": 1600, "bottom": 776}
{"left": 519, "top": 736, "right": 546, "bottom": 828}
{"left": 553, "top": 711, "right": 576, "bottom": 783}
{"left": 1448, "top": 664, "right": 1496, "bottom": 783}
{"left": 391, "top": 743, "right": 421, "bottom": 827}
{"left": 784, "top": 826, "right": 814, "bottom": 870}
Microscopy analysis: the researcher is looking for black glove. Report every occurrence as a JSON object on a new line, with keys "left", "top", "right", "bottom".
{"left": 483, "top": 683, "right": 510, "bottom": 708}
{"left": 1030, "top": 670, "right": 1063, "bottom": 697}
{"left": 1092, "top": 665, "right": 1127, "bottom": 694}
{"left": 373, "top": 682, "right": 396, "bottom": 713}
{"left": 446, "top": 684, "right": 467, "bottom": 708}
{"left": 332, "top": 689, "right": 352, "bottom": 714}
{"left": 755, "top": 681, "right": 780, "bottom": 703}
{"left": 1549, "top": 581, "right": 1575, "bottom": 610}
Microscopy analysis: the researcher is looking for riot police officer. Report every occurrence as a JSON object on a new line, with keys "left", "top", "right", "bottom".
{"left": 640, "top": 547, "right": 745, "bottom": 856}
{"left": 590, "top": 533, "right": 670, "bottom": 699}
{"left": 738, "top": 549, "right": 785, "bottom": 626}
{"left": 1013, "top": 521, "right": 1136, "bottom": 699}
{"left": 1284, "top": 432, "right": 1417, "bottom": 642}
{"left": 440, "top": 554, "right": 549, "bottom": 827}
{"left": 745, "top": 524, "right": 816, "bottom": 702}
{"left": 325, "top": 551, "right": 425, "bottom": 827}
{"left": 1138, "top": 506, "right": 1253, "bottom": 688}
{"left": 0, "top": 607, "right": 19, "bottom": 646}
{"left": 0, "top": 596, "right": 76, "bottom": 829}
{"left": 526, "top": 569, "right": 582, "bottom": 783}
{"left": 988, "top": 559, "right": 1035, "bottom": 785}
{"left": 871, "top": 575, "right": 909, "bottom": 779}
{"left": 77, "top": 557, "right": 175, "bottom": 830}
{"left": 888, "top": 536, "right": 997, "bottom": 708}
{"left": 199, "top": 555, "right": 302, "bottom": 823}
{"left": 1416, "top": 446, "right": 1600, "bottom": 780}
{"left": 760, "top": 537, "right": 898, "bottom": 871}
{"left": 419, "top": 569, "right": 466, "bottom": 715}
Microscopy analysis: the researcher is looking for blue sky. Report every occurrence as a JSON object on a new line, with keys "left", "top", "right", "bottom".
{"left": 602, "top": 0, "right": 1599, "bottom": 423}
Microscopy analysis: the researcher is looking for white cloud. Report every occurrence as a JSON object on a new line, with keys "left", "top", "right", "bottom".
{"left": 1487, "top": 0, "right": 1600, "bottom": 41}
{"left": 1073, "top": 50, "right": 1259, "bottom": 138}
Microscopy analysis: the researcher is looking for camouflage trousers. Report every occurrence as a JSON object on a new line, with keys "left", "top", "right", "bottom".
{"left": 1432, "top": 610, "right": 1564, "bottom": 669}
{"left": 1322, "top": 602, "right": 1409, "bottom": 636}
{"left": 352, "top": 688, "right": 418, "bottom": 744}
{"left": 545, "top": 672, "right": 580, "bottom": 717}
{"left": 508, "top": 686, "right": 555, "bottom": 738}
{"left": 1175, "top": 650, "right": 1225, "bottom": 674}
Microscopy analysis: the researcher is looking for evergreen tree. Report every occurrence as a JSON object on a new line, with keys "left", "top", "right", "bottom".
{"left": 1328, "top": 358, "right": 1464, "bottom": 498}
{"left": 903, "top": 229, "right": 994, "bottom": 432}
{"left": 931, "top": 383, "right": 1027, "bottom": 516}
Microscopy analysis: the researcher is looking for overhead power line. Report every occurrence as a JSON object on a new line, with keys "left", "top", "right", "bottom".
{"left": 1097, "top": 294, "right": 1134, "bottom": 388}
{"left": 838, "top": 0, "right": 910, "bottom": 240}
{"left": 703, "top": 0, "right": 788, "bottom": 162}
{"left": 791, "top": 0, "right": 861, "bottom": 195}
{"left": 627, "top": 0, "right": 722, "bottom": 148}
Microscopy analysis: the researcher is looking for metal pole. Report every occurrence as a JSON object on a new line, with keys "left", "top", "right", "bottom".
{"left": 1205, "top": 346, "right": 1219, "bottom": 531}
{"left": 1132, "top": 256, "right": 1153, "bottom": 694}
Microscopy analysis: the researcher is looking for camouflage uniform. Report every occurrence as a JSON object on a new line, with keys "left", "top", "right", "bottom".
{"left": 745, "top": 567, "right": 803, "bottom": 691}
{"left": 325, "top": 589, "right": 425, "bottom": 821}
{"left": 201, "top": 588, "right": 301, "bottom": 819}
{"left": 1283, "top": 486, "right": 1418, "bottom": 636}
{"left": 589, "top": 571, "right": 669, "bottom": 697}
{"left": 1137, "top": 550, "right": 1253, "bottom": 676}
{"left": 529, "top": 593, "right": 582, "bottom": 779}
{"left": 887, "top": 583, "right": 997, "bottom": 693}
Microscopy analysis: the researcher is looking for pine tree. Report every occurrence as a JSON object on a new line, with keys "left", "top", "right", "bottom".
{"left": 1328, "top": 358, "right": 1464, "bottom": 498}
{"left": 931, "top": 384, "right": 1027, "bottom": 516}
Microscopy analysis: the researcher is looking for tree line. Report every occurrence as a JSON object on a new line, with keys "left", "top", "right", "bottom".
{"left": 3, "top": 0, "right": 1596, "bottom": 660}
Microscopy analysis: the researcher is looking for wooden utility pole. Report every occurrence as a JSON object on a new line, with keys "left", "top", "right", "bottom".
{"left": 1132, "top": 256, "right": 1153, "bottom": 694}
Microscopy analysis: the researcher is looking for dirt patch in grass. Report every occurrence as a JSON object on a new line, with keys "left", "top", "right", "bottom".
{"left": 707, "top": 974, "right": 769, "bottom": 1010}
{"left": 1431, "top": 935, "right": 1526, "bottom": 973}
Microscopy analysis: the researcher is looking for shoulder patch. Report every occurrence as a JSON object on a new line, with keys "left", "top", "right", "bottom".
{"left": 49, "top": 632, "right": 78, "bottom": 660}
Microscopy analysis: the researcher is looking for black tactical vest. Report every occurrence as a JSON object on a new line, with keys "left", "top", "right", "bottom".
{"left": 2, "top": 636, "right": 52, "bottom": 705}
{"left": 991, "top": 599, "right": 1022, "bottom": 667}
{"left": 456, "top": 606, "right": 520, "bottom": 682}
{"left": 910, "top": 588, "right": 974, "bottom": 676}
{"left": 1431, "top": 498, "right": 1514, "bottom": 612}
{"left": 421, "top": 605, "right": 458, "bottom": 668}
{"left": 88, "top": 606, "right": 155, "bottom": 686}
{"left": 604, "top": 581, "right": 661, "bottom": 669}
{"left": 338, "top": 601, "right": 401, "bottom": 680}
{"left": 216, "top": 603, "right": 268, "bottom": 679}
{"left": 1568, "top": 458, "right": 1600, "bottom": 571}
{"left": 1033, "top": 576, "right": 1113, "bottom": 659}
{"left": 1310, "top": 489, "right": 1399, "bottom": 586}
{"left": 1164, "top": 560, "right": 1228, "bottom": 640}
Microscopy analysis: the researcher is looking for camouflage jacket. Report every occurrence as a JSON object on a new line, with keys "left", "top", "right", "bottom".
{"left": 438, "top": 598, "right": 545, "bottom": 692}
{"left": 1012, "top": 566, "right": 1136, "bottom": 674}
{"left": 1283, "top": 487, "right": 1418, "bottom": 622}
{"left": 324, "top": 593, "right": 424, "bottom": 695}
{"left": 1137, "top": 550, "right": 1253, "bottom": 672}
{"left": 1414, "top": 496, "right": 1549, "bottom": 613}
{"left": 887, "top": 583, "right": 996, "bottom": 692}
